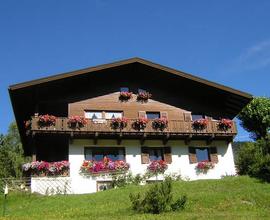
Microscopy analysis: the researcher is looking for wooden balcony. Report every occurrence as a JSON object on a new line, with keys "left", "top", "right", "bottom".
{"left": 30, "top": 117, "right": 237, "bottom": 142}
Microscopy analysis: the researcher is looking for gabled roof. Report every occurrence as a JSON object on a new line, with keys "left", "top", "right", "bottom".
{"left": 9, "top": 57, "right": 253, "bottom": 155}
{"left": 9, "top": 57, "right": 252, "bottom": 99}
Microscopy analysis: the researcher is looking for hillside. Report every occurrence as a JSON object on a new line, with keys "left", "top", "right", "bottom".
{"left": 1, "top": 176, "right": 270, "bottom": 220}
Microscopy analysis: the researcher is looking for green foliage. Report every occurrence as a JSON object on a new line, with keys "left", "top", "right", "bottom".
{"left": 238, "top": 96, "right": 270, "bottom": 141}
{"left": 0, "top": 122, "right": 30, "bottom": 178}
{"left": 236, "top": 140, "right": 270, "bottom": 182}
{"left": 112, "top": 172, "right": 144, "bottom": 188}
{"left": 129, "top": 178, "right": 187, "bottom": 214}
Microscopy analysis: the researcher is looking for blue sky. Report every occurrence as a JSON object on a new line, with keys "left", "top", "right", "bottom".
{"left": 1, "top": 1, "right": 270, "bottom": 141}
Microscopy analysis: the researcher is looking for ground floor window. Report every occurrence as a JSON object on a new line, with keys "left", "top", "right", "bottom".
{"left": 195, "top": 148, "right": 210, "bottom": 162}
{"left": 84, "top": 147, "right": 125, "bottom": 161}
{"left": 141, "top": 147, "right": 172, "bottom": 164}
{"left": 188, "top": 146, "right": 218, "bottom": 164}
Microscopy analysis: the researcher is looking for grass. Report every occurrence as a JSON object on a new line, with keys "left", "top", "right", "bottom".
{"left": 0, "top": 176, "right": 270, "bottom": 220}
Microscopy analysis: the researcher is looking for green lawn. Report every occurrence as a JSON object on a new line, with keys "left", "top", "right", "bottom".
{"left": 0, "top": 176, "right": 270, "bottom": 220}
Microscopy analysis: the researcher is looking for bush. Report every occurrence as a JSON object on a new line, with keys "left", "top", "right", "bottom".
{"left": 235, "top": 142, "right": 259, "bottom": 175}
{"left": 236, "top": 140, "right": 270, "bottom": 182}
{"left": 129, "top": 178, "right": 187, "bottom": 214}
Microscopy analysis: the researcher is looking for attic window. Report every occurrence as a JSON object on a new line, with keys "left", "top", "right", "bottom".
{"left": 120, "top": 87, "right": 129, "bottom": 92}
{"left": 138, "top": 88, "right": 146, "bottom": 93}
{"left": 192, "top": 114, "right": 205, "bottom": 121}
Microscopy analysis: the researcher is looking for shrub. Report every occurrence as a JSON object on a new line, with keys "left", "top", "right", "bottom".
{"left": 129, "top": 178, "right": 187, "bottom": 214}
{"left": 236, "top": 140, "right": 270, "bottom": 182}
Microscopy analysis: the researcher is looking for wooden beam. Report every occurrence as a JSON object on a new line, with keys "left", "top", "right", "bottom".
{"left": 206, "top": 134, "right": 215, "bottom": 145}
{"left": 140, "top": 133, "right": 147, "bottom": 145}
{"left": 117, "top": 133, "right": 123, "bottom": 145}
{"left": 94, "top": 132, "right": 99, "bottom": 145}
{"left": 163, "top": 133, "right": 170, "bottom": 145}
{"left": 185, "top": 134, "right": 192, "bottom": 145}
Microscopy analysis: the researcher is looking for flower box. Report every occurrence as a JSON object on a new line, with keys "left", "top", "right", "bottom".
{"left": 110, "top": 117, "right": 128, "bottom": 130}
{"left": 132, "top": 118, "right": 148, "bottom": 130}
{"left": 147, "top": 160, "right": 168, "bottom": 175}
{"left": 22, "top": 160, "right": 70, "bottom": 177}
{"left": 152, "top": 118, "right": 168, "bottom": 131}
{"left": 195, "top": 161, "right": 214, "bottom": 173}
{"left": 217, "top": 118, "right": 233, "bottom": 131}
{"left": 192, "top": 119, "right": 208, "bottom": 130}
{"left": 38, "top": 114, "right": 57, "bottom": 127}
{"left": 119, "top": 91, "right": 133, "bottom": 101}
{"left": 80, "top": 157, "right": 129, "bottom": 175}
{"left": 67, "top": 116, "right": 87, "bottom": 129}
{"left": 137, "top": 92, "right": 152, "bottom": 102}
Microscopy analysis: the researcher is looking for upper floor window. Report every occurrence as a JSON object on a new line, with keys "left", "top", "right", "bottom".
{"left": 146, "top": 112, "right": 160, "bottom": 119}
{"left": 85, "top": 111, "right": 102, "bottom": 119}
{"left": 105, "top": 111, "right": 123, "bottom": 119}
{"left": 191, "top": 114, "right": 205, "bottom": 121}
{"left": 84, "top": 147, "right": 125, "bottom": 161}
{"left": 120, "top": 87, "right": 129, "bottom": 92}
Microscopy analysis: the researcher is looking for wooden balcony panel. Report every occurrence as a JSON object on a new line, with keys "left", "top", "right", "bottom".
{"left": 30, "top": 117, "right": 237, "bottom": 136}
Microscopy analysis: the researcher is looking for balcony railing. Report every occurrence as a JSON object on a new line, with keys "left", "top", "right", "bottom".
{"left": 30, "top": 117, "right": 237, "bottom": 137}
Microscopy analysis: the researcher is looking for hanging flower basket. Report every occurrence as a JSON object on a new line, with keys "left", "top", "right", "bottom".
{"left": 38, "top": 114, "right": 57, "bottom": 127}
{"left": 119, "top": 91, "right": 133, "bottom": 101}
{"left": 152, "top": 118, "right": 168, "bottom": 131}
{"left": 147, "top": 160, "right": 168, "bottom": 175}
{"left": 195, "top": 161, "right": 214, "bottom": 173}
{"left": 217, "top": 118, "right": 233, "bottom": 131}
{"left": 192, "top": 119, "right": 208, "bottom": 130}
{"left": 132, "top": 118, "right": 148, "bottom": 130}
{"left": 22, "top": 160, "right": 70, "bottom": 177}
{"left": 137, "top": 92, "right": 152, "bottom": 102}
{"left": 80, "top": 157, "right": 129, "bottom": 175}
{"left": 67, "top": 116, "right": 88, "bottom": 129}
{"left": 110, "top": 117, "right": 128, "bottom": 130}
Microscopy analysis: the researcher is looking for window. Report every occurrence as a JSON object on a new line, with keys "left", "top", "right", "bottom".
{"left": 149, "top": 147, "right": 164, "bottom": 161}
{"left": 141, "top": 147, "right": 172, "bottom": 164}
{"left": 85, "top": 111, "right": 102, "bottom": 119}
{"left": 105, "top": 111, "right": 123, "bottom": 119}
{"left": 188, "top": 147, "right": 219, "bottom": 164}
{"left": 191, "top": 114, "right": 205, "bottom": 121}
{"left": 138, "top": 88, "right": 146, "bottom": 93}
{"left": 146, "top": 112, "right": 160, "bottom": 119}
{"left": 84, "top": 147, "right": 125, "bottom": 161}
{"left": 120, "top": 87, "right": 129, "bottom": 92}
{"left": 97, "top": 181, "right": 112, "bottom": 191}
{"left": 195, "top": 148, "right": 210, "bottom": 162}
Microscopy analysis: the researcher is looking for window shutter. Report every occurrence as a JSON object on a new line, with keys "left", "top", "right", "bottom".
{"left": 209, "top": 147, "right": 218, "bottom": 163}
{"left": 141, "top": 147, "right": 149, "bottom": 164}
{"left": 138, "top": 111, "right": 146, "bottom": 118}
{"left": 184, "top": 112, "right": 191, "bottom": 121}
{"left": 164, "top": 147, "right": 172, "bottom": 164}
{"left": 160, "top": 111, "right": 168, "bottom": 119}
{"left": 188, "top": 147, "right": 197, "bottom": 164}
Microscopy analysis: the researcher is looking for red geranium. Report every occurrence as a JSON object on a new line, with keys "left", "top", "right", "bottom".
{"left": 38, "top": 114, "right": 57, "bottom": 127}
{"left": 192, "top": 118, "right": 208, "bottom": 130}
{"left": 217, "top": 118, "right": 233, "bottom": 131}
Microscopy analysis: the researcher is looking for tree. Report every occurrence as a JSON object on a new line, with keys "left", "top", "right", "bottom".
{"left": 238, "top": 97, "right": 270, "bottom": 141}
{"left": 0, "top": 122, "right": 30, "bottom": 178}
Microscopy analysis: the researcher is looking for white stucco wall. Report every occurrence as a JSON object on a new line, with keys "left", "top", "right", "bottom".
{"left": 66, "top": 139, "right": 236, "bottom": 194}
